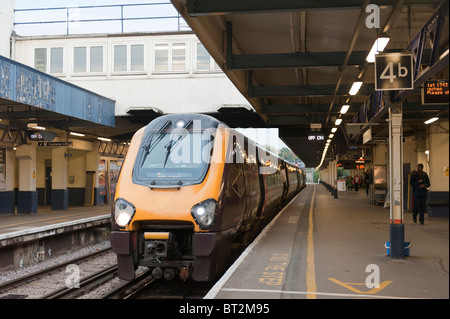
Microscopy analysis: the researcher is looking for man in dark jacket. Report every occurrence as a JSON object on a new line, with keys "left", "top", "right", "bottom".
{"left": 410, "top": 163, "right": 431, "bottom": 225}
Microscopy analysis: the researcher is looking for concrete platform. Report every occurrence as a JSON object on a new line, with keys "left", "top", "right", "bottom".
{"left": 0, "top": 205, "right": 111, "bottom": 271}
{"left": 206, "top": 184, "right": 449, "bottom": 299}
{"left": 0, "top": 205, "right": 111, "bottom": 238}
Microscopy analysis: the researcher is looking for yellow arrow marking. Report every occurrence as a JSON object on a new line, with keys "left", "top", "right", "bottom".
{"left": 328, "top": 278, "right": 392, "bottom": 295}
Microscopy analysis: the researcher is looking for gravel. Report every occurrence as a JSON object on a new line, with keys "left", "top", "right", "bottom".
{"left": 0, "top": 240, "right": 119, "bottom": 299}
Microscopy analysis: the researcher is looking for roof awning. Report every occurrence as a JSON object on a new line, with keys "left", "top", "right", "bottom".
{"left": 0, "top": 55, "right": 115, "bottom": 129}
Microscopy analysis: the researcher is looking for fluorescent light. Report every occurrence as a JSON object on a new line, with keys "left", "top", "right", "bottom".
{"left": 329, "top": 134, "right": 334, "bottom": 138}
{"left": 331, "top": 127, "right": 337, "bottom": 133}
{"left": 327, "top": 139, "right": 331, "bottom": 143}
{"left": 340, "top": 104, "right": 350, "bottom": 114}
{"left": 424, "top": 117, "right": 438, "bottom": 124}
{"left": 335, "top": 118, "right": 342, "bottom": 126}
{"left": 349, "top": 81, "right": 363, "bottom": 95}
{"left": 97, "top": 137, "right": 112, "bottom": 142}
{"left": 70, "top": 132, "right": 85, "bottom": 137}
{"left": 366, "top": 37, "right": 390, "bottom": 63}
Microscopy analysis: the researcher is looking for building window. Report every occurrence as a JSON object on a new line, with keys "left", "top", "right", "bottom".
{"left": 114, "top": 45, "right": 127, "bottom": 72}
{"left": 153, "top": 42, "right": 187, "bottom": 73}
{"left": 50, "top": 47, "right": 63, "bottom": 73}
{"left": 131, "top": 44, "right": 144, "bottom": 71}
{"left": 196, "top": 43, "right": 220, "bottom": 72}
{"left": 113, "top": 44, "right": 145, "bottom": 73}
{"left": 34, "top": 48, "right": 47, "bottom": 72}
{"left": 74, "top": 47, "right": 87, "bottom": 73}
{"left": 34, "top": 47, "right": 64, "bottom": 74}
{"left": 90, "top": 46, "right": 103, "bottom": 72}
{"left": 73, "top": 45, "right": 104, "bottom": 74}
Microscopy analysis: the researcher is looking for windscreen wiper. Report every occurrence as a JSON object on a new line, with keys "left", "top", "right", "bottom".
{"left": 141, "top": 120, "right": 171, "bottom": 165}
{"left": 163, "top": 120, "right": 193, "bottom": 167}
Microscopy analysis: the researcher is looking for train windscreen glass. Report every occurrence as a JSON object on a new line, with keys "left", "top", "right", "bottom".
{"left": 134, "top": 130, "right": 213, "bottom": 184}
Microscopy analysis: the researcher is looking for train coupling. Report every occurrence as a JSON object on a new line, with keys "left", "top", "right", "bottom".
{"left": 180, "top": 266, "right": 189, "bottom": 281}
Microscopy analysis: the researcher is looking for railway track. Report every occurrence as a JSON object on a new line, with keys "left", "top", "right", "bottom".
{"left": 0, "top": 246, "right": 116, "bottom": 299}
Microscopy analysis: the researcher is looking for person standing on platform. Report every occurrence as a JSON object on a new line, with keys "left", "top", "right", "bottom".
{"left": 353, "top": 175, "right": 361, "bottom": 192}
{"left": 410, "top": 163, "right": 431, "bottom": 225}
{"left": 364, "top": 170, "right": 370, "bottom": 196}
{"left": 346, "top": 175, "right": 353, "bottom": 191}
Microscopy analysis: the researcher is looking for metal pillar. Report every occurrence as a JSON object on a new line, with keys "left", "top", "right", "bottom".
{"left": 333, "top": 160, "right": 338, "bottom": 199}
{"left": 388, "top": 102, "right": 405, "bottom": 259}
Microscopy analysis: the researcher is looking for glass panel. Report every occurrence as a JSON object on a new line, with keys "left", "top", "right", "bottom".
{"left": 34, "top": 48, "right": 47, "bottom": 72}
{"left": 154, "top": 44, "right": 168, "bottom": 72}
{"left": 90, "top": 46, "right": 103, "bottom": 72}
{"left": 172, "top": 43, "right": 186, "bottom": 71}
{"left": 130, "top": 44, "right": 144, "bottom": 71}
{"left": 50, "top": 47, "right": 63, "bottom": 73}
{"left": 196, "top": 43, "right": 210, "bottom": 71}
{"left": 74, "top": 47, "right": 86, "bottom": 73}
{"left": 114, "top": 45, "right": 127, "bottom": 72}
{"left": 137, "top": 131, "right": 211, "bottom": 181}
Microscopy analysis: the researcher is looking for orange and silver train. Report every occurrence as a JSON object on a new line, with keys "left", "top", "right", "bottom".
{"left": 110, "top": 114, "right": 306, "bottom": 281}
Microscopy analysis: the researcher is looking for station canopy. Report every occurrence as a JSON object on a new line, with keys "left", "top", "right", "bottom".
{"left": 171, "top": 0, "right": 449, "bottom": 167}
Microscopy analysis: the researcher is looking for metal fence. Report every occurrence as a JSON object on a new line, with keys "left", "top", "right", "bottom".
{"left": 14, "top": 2, "right": 190, "bottom": 36}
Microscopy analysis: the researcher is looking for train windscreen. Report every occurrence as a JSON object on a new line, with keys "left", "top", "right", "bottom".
{"left": 133, "top": 129, "right": 213, "bottom": 186}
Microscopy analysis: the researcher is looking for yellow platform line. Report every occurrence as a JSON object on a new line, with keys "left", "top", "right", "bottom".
{"left": 306, "top": 186, "right": 317, "bottom": 299}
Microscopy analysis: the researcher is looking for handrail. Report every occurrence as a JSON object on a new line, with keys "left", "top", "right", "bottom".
{"left": 14, "top": 2, "right": 190, "bottom": 35}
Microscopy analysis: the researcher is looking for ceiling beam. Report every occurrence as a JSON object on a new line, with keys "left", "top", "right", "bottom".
{"left": 228, "top": 51, "right": 367, "bottom": 70}
{"left": 249, "top": 83, "right": 374, "bottom": 97}
{"left": 268, "top": 115, "right": 328, "bottom": 125}
{"left": 186, "top": 0, "right": 440, "bottom": 16}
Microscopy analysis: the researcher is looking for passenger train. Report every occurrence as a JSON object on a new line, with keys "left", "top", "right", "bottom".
{"left": 110, "top": 114, "right": 306, "bottom": 281}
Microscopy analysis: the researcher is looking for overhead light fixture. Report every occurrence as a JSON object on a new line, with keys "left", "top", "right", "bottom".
{"left": 70, "top": 132, "right": 85, "bottom": 137}
{"left": 366, "top": 37, "right": 390, "bottom": 63}
{"left": 335, "top": 118, "right": 342, "bottom": 126}
{"left": 424, "top": 117, "right": 438, "bottom": 124}
{"left": 425, "top": 150, "right": 429, "bottom": 155}
{"left": 329, "top": 134, "right": 334, "bottom": 138}
{"left": 331, "top": 127, "right": 337, "bottom": 133}
{"left": 349, "top": 81, "right": 363, "bottom": 95}
{"left": 97, "top": 137, "right": 112, "bottom": 142}
{"left": 340, "top": 104, "right": 350, "bottom": 114}
{"left": 327, "top": 139, "right": 331, "bottom": 143}
{"left": 27, "top": 123, "right": 46, "bottom": 130}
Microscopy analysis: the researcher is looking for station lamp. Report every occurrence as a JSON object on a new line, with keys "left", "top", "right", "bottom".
{"left": 424, "top": 117, "right": 439, "bottom": 124}
{"left": 331, "top": 127, "right": 337, "bottom": 133}
{"left": 349, "top": 81, "right": 363, "bottom": 95}
{"left": 335, "top": 118, "right": 342, "bottom": 126}
{"left": 329, "top": 134, "right": 334, "bottom": 138}
{"left": 97, "top": 137, "right": 112, "bottom": 142}
{"left": 70, "top": 132, "right": 85, "bottom": 137}
{"left": 366, "top": 37, "right": 390, "bottom": 63}
{"left": 339, "top": 104, "right": 350, "bottom": 114}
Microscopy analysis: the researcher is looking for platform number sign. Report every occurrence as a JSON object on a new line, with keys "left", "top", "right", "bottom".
{"left": 375, "top": 53, "right": 413, "bottom": 91}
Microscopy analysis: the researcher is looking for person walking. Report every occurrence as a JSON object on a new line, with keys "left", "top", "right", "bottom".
{"left": 410, "top": 163, "right": 431, "bottom": 225}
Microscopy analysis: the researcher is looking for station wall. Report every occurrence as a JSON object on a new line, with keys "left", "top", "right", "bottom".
{"left": 13, "top": 33, "right": 251, "bottom": 116}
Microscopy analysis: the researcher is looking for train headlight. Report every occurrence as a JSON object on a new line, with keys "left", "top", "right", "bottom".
{"left": 191, "top": 198, "right": 217, "bottom": 230}
{"left": 114, "top": 198, "right": 136, "bottom": 228}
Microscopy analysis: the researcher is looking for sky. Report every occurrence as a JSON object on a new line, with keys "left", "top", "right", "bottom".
{"left": 13, "top": 0, "right": 292, "bottom": 155}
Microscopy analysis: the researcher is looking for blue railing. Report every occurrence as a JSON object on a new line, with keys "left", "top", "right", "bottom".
{"left": 14, "top": 2, "right": 190, "bottom": 36}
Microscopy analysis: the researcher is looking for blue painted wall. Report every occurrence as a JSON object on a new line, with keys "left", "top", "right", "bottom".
{"left": 0, "top": 55, "right": 115, "bottom": 127}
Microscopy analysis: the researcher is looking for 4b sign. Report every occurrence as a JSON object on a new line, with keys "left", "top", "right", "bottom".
{"left": 375, "top": 53, "right": 413, "bottom": 91}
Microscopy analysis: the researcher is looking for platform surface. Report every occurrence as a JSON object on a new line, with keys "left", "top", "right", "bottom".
{"left": 0, "top": 205, "right": 111, "bottom": 239}
{"left": 206, "top": 184, "right": 449, "bottom": 299}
